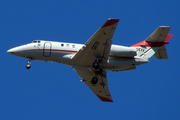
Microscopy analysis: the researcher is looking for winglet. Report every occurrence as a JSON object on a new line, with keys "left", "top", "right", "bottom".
{"left": 102, "top": 19, "right": 119, "bottom": 28}
{"left": 97, "top": 95, "right": 113, "bottom": 102}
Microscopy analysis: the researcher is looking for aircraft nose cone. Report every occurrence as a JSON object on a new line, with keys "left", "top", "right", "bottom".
{"left": 7, "top": 48, "right": 15, "bottom": 54}
{"left": 7, "top": 45, "right": 27, "bottom": 57}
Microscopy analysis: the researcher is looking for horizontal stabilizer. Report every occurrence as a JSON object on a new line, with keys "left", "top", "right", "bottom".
{"left": 146, "top": 26, "right": 171, "bottom": 42}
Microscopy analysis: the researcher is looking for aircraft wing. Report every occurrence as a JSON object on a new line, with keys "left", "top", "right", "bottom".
{"left": 72, "top": 19, "right": 119, "bottom": 66}
{"left": 73, "top": 66, "right": 113, "bottom": 102}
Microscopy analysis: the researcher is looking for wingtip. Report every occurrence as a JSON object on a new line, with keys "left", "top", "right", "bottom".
{"left": 102, "top": 18, "right": 119, "bottom": 28}
{"left": 97, "top": 95, "right": 113, "bottom": 102}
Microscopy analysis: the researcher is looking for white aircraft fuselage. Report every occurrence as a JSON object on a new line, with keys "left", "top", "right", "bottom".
{"left": 7, "top": 40, "right": 148, "bottom": 71}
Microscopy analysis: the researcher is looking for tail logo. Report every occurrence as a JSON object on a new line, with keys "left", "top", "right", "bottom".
{"left": 139, "top": 48, "right": 152, "bottom": 58}
{"left": 136, "top": 48, "right": 145, "bottom": 52}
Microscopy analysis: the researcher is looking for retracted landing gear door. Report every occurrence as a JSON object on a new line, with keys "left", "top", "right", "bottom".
{"left": 43, "top": 42, "right": 52, "bottom": 57}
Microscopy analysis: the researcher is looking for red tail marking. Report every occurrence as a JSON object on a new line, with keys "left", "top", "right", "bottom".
{"left": 165, "top": 34, "right": 173, "bottom": 43}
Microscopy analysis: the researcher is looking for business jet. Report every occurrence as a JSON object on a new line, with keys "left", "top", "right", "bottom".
{"left": 7, "top": 19, "right": 173, "bottom": 102}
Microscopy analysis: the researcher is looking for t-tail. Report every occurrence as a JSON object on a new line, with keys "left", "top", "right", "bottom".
{"left": 131, "top": 26, "right": 173, "bottom": 60}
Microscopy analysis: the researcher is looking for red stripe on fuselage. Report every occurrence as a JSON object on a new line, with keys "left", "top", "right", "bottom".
{"left": 23, "top": 49, "right": 78, "bottom": 53}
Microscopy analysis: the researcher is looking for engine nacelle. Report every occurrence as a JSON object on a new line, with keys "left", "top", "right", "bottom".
{"left": 110, "top": 45, "right": 137, "bottom": 58}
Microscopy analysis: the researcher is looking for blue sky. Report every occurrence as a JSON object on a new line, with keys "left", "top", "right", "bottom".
{"left": 1, "top": 0, "right": 180, "bottom": 119}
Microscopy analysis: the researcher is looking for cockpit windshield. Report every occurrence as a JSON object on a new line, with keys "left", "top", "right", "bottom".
{"left": 32, "top": 40, "right": 41, "bottom": 43}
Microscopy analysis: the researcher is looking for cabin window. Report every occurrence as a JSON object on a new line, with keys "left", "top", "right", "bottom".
{"left": 38, "top": 40, "right": 41, "bottom": 43}
{"left": 61, "top": 44, "right": 64, "bottom": 47}
{"left": 66, "top": 44, "right": 70, "bottom": 47}
{"left": 72, "top": 44, "right": 75, "bottom": 48}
